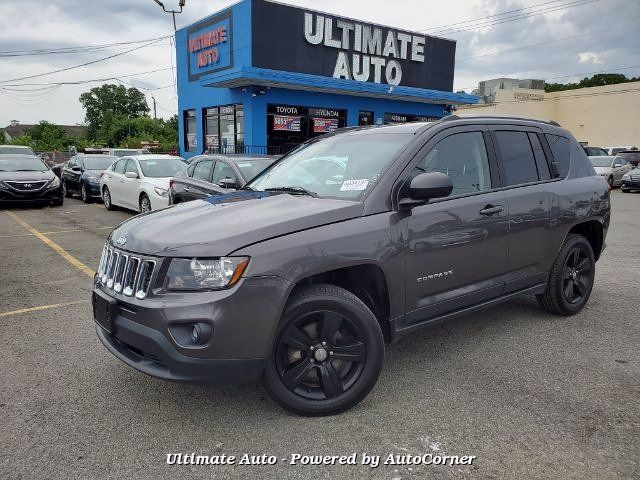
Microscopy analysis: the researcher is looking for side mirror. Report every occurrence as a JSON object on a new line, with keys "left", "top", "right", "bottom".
{"left": 398, "top": 172, "right": 453, "bottom": 209}
{"left": 218, "top": 177, "right": 239, "bottom": 189}
{"left": 124, "top": 171, "right": 139, "bottom": 179}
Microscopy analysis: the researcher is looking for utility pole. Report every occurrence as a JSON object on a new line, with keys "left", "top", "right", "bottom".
{"left": 153, "top": 0, "right": 185, "bottom": 31}
{"left": 152, "top": 96, "right": 157, "bottom": 119}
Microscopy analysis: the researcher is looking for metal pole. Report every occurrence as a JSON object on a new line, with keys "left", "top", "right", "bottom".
{"left": 152, "top": 96, "right": 157, "bottom": 119}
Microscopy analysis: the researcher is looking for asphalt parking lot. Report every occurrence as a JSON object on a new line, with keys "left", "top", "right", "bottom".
{"left": 0, "top": 193, "right": 638, "bottom": 480}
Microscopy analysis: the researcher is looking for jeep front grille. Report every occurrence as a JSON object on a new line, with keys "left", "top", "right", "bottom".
{"left": 97, "top": 244, "right": 155, "bottom": 299}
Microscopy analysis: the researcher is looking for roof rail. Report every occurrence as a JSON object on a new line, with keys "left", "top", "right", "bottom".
{"left": 440, "top": 114, "right": 561, "bottom": 127}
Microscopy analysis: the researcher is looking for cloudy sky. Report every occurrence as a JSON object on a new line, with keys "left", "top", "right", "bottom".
{"left": 0, "top": 0, "right": 638, "bottom": 127}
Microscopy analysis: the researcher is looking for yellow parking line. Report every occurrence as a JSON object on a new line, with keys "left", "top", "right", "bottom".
{"left": 4, "top": 211, "right": 95, "bottom": 278}
{"left": 0, "top": 226, "right": 112, "bottom": 239}
{"left": 0, "top": 300, "right": 88, "bottom": 319}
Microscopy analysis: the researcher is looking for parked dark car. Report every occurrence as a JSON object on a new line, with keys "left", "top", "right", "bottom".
{"left": 0, "top": 154, "right": 63, "bottom": 206}
{"left": 62, "top": 154, "right": 117, "bottom": 203}
{"left": 93, "top": 116, "right": 610, "bottom": 416}
{"left": 621, "top": 167, "right": 640, "bottom": 192}
{"left": 169, "top": 155, "right": 278, "bottom": 204}
{"left": 617, "top": 150, "right": 640, "bottom": 168}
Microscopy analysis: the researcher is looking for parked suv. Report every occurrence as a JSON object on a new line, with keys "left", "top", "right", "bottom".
{"left": 93, "top": 116, "right": 610, "bottom": 416}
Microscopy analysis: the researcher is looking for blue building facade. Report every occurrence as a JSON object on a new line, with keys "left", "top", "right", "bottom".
{"left": 176, "top": 0, "right": 477, "bottom": 159}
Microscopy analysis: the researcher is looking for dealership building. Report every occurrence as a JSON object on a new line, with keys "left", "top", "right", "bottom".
{"left": 175, "top": 0, "right": 477, "bottom": 158}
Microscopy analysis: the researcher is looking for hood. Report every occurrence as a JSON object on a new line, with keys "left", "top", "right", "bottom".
{"left": 0, "top": 170, "right": 54, "bottom": 182}
{"left": 593, "top": 166, "right": 612, "bottom": 175}
{"left": 110, "top": 191, "right": 363, "bottom": 257}
{"left": 84, "top": 169, "right": 106, "bottom": 176}
{"left": 144, "top": 177, "right": 171, "bottom": 189}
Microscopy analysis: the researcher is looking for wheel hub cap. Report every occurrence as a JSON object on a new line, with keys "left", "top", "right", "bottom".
{"left": 314, "top": 347, "right": 328, "bottom": 362}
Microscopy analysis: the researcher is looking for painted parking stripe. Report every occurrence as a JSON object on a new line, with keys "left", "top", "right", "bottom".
{"left": 0, "top": 226, "right": 112, "bottom": 239}
{"left": 0, "top": 300, "right": 87, "bottom": 319}
{"left": 4, "top": 211, "right": 95, "bottom": 278}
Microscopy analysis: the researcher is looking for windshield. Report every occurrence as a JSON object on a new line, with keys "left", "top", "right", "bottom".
{"left": 83, "top": 156, "right": 117, "bottom": 170}
{"left": 248, "top": 133, "right": 412, "bottom": 199}
{"left": 0, "top": 156, "right": 47, "bottom": 171}
{"left": 0, "top": 146, "right": 35, "bottom": 155}
{"left": 585, "top": 147, "right": 608, "bottom": 156}
{"left": 619, "top": 152, "right": 640, "bottom": 161}
{"left": 138, "top": 158, "right": 186, "bottom": 177}
{"left": 235, "top": 159, "right": 276, "bottom": 181}
{"left": 590, "top": 157, "right": 613, "bottom": 167}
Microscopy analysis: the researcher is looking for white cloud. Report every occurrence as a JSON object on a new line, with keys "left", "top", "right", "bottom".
{"left": 578, "top": 51, "right": 603, "bottom": 64}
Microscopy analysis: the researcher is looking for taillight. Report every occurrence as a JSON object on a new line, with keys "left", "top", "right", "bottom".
{"left": 169, "top": 178, "right": 174, "bottom": 189}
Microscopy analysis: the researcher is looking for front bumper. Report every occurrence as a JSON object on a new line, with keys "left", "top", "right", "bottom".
{"left": 93, "top": 274, "right": 292, "bottom": 384}
{"left": 86, "top": 182, "right": 102, "bottom": 197}
{"left": 621, "top": 178, "right": 640, "bottom": 190}
{"left": 0, "top": 186, "right": 62, "bottom": 203}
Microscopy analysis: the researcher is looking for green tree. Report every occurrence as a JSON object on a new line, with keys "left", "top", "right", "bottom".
{"left": 545, "top": 73, "right": 640, "bottom": 93}
{"left": 79, "top": 84, "right": 149, "bottom": 140}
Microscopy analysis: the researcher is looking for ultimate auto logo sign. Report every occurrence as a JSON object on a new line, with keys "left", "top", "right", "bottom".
{"left": 187, "top": 10, "right": 233, "bottom": 81}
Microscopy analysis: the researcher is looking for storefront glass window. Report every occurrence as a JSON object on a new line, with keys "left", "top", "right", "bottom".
{"left": 184, "top": 110, "right": 197, "bottom": 152}
{"left": 203, "top": 104, "right": 244, "bottom": 154}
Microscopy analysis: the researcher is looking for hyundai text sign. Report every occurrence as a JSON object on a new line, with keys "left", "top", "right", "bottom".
{"left": 252, "top": 1, "right": 456, "bottom": 91}
{"left": 187, "top": 10, "right": 233, "bottom": 81}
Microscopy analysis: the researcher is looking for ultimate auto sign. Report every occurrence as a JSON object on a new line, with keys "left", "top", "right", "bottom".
{"left": 252, "top": 2, "right": 456, "bottom": 91}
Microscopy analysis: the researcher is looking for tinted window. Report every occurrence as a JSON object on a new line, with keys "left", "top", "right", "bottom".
{"left": 572, "top": 141, "right": 596, "bottom": 177}
{"left": 192, "top": 160, "right": 213, "bottom": 181}
{"left": 494, "top": 131, "right": 539, "bottom": 186}
{"left": 545, "top": 134, "right": 570, "bottom": 178}
{"left": 113, "top": 159, "right": 126, "bottom": 174}
{"left": 211, "top": 161, "right": 237, "bottom": 184}
{"left": 528, "top": 133, "right": 551, "bottom": 181}
{"left": 414, "top": 131, "right": 492, "bottom": 196}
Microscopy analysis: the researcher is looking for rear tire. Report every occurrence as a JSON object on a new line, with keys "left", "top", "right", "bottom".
{"left": 102, "top": 186, "right": 116, "bottom": 211}
{"left": 262, "top": 284, "right": 385, "bottom": 416}
{"left": 536, "top": 234, "right": 595, "bottom": 316}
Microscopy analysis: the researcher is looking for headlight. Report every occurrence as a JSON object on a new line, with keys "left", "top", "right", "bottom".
{"left": 48, "top": 176, "right": 61, "bottom": 188}
{"left": 87, "top": 175, "right": 99, "bottom": 184}
{"left": 154, "top": 186, "right": 168, "bottom": 197}
{"left": 622, "top": 173, "right": 631, "bottom": 180}
{"left": 164, "top": 257, "right": 249, "bottom": 290}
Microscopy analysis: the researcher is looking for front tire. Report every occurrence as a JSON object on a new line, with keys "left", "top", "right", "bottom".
{"left": 536, "top": 234, "right": 595, "bottom": 316}
{"left": 80, "top": 183, "right": 92, "bottom": 203}
{"left": 102, "top": 186, "right": 116, "bottom": 211}
{"left": 262, "top": 284, "right": 385, "bottom": 416}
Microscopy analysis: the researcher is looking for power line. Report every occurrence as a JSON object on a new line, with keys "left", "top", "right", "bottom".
{"left": 428, "top": 0, "right": 601, "bottom": 36}
{"left": 0, "top": 37, "right": 167, "bottom": 85}
{"left": 0, "top": 67, "right": 174, "bottom": 88}
{"left": 0, "top": 35, "right": 172, "bottom": 58}
{"left": 456, "top": 24, "right": 635, "bottom": 62}
{"left": 422, "top": 0, "right": 567, "bottom": 32}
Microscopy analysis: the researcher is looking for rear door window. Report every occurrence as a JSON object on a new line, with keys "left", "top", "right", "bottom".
{"left": 192, "top": 160, "right": 214, "bottom": 181}
{"left": 545, "top": 134, "right": 570, "bottom": 178}
{"left": 211, "top": 161, "right": 238, "bottom": 184}
{"left": 528, "top": 133, "right": 551, "bottom": 181}
{"left": 113, "top": 159, "right": 126, "bottom": 174}
{"left": 494, "top": 131, "right": 539, "bottom": 186}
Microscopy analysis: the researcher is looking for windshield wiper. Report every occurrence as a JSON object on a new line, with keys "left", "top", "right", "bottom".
{"left": 264, "top": 186, "right": 318, "bottom": 197}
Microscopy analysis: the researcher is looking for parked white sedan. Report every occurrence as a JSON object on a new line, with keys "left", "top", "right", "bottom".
{"left": 100, "top": 155, "right": 187, "bottom": 213}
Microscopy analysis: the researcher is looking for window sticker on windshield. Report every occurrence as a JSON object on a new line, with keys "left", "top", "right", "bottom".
{"left": 340, "top": 179, "right": 369, "bottom": 191}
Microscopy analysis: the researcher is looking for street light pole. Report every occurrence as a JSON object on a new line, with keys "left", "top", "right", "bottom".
{"left": 153, "top": 0, "right": 185, "bottom": 31}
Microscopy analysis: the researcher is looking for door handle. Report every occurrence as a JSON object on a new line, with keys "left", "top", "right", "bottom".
{"left": 480, "top": 205, "right": 504, "bottom": 216}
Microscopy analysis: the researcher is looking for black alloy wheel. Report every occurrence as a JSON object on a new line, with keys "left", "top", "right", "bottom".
{"left": 537, "top": 234, "right": 595, "bottom": 315}
{"left": 561, "top": 246, "right": 593, "bottom": 305}
{"left": 262, "top": 284, "right": 384, "bottom": 416}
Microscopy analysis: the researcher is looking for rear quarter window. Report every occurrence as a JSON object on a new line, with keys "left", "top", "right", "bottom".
{"left": 571, "top": 141, "right": 597, "bottom": 177}
{"left": 545, "top": 134, "right": 570, "bottom": 178}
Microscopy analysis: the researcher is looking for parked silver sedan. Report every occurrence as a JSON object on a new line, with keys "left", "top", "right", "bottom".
{"left": 590, "top": 156, "right": 633, "bottom": 188}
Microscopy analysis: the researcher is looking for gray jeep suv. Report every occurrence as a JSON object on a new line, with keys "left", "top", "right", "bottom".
{"left": 93, "top": 116, "right": 610, "bottom": 416}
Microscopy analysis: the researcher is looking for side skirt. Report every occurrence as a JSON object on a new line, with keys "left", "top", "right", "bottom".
{"left": 390, "top": 283, "right": 547, "bottom": 341}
